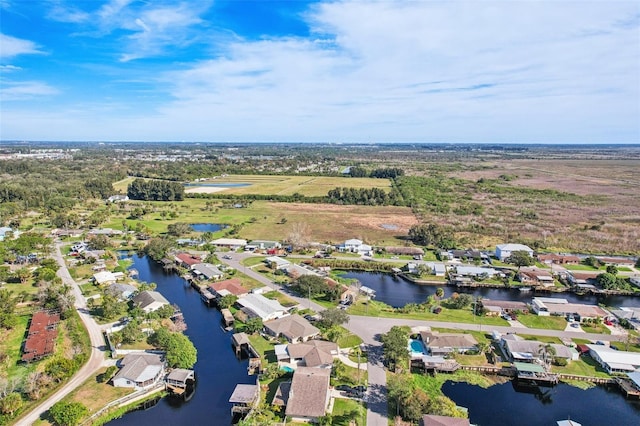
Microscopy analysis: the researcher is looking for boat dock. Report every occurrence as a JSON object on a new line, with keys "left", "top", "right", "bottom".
{"left": 165, "top": 368, "right": 196, "bottom": 396}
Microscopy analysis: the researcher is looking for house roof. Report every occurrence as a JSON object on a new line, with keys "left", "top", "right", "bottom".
{"left": 272, "top": 381, "right": 291, "bottom": 406}
{"left": 455, "top": 266, "right": 497, "bottom": 276}
{"left": 421, "top": 414, "right": 471, "bottom": 426}
{"left": 93, "top": 271, "right": 117, "bottom": 284}
{"left": 212, "top": 238, "right": 247, "bottom": 246}
{"left": 519, "top": 267, "right": 553, "bottom": 279}
{"left": 420, "top": 332, "right": 478, "bottom": 349}
{"left": 166, "top": 368, "right": 194, "bottom": 383}
{"left": 286, "top": 340, "right": 338, "bottom": 367}
{"left": 107, "top": 283, "right": 137, "bottom": 295}
{"left": 236, "top": 294, "right": 287, "bottom": 320}
{"left": 496, "top": 243, "right": 533, "bottom": 252}
{"left": 113, "top": 353, "right": 163, "bottom": 383}
{"left": 285, "top": 367, "right": 330, "bottom": 418}
{"left": 175, "top": 253, "right": 201, "bottom": 266}
{"left": 228, "top": 384, "right": 259, "bottom": 404}
{"left": 586, "top": 345, "right": 640, "bottom": 370}
{"left": 505, "top": 340, "right": 576, "bottom": 360}
{"left": 264, "top": 315, "right": 320, "bottom": 342}
{"left": 192, "top": 263, "right": 222, "bottom": 278}
{"left": 133, "top": 291, "right": 169, "bottom": 310}
{"left": 209, "top": 278, "right": 248, "bottom": 296}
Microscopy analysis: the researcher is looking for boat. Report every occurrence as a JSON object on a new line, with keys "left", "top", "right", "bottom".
{"left": 519, "top": 287, "right": 532, "bottom": 293}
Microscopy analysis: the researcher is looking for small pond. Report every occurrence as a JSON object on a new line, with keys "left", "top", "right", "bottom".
{"left": 189, "top": 223, "right": 227, "bottom": 233}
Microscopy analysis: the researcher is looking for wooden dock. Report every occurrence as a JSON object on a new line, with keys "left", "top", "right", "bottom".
{"left": 616, "top": 378, "right": 640, "bottom": 399}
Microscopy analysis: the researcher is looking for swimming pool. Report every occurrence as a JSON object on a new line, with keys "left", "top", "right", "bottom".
{"left": 409, "top": 339, "right": 426, "bottom": 355}
{"left": 280, "top": 365, "right": 294, "bottom": 373}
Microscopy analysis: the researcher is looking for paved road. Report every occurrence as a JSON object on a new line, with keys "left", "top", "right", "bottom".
{"left": 17, "top": 243, "right": 109, "bottom": 426}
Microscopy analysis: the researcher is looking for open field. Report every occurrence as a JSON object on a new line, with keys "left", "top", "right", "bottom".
{"left": 184, "top": 174, "right": 390, "bottom": 197}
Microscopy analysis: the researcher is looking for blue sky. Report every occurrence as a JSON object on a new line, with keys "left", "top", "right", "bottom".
{"left": 1, "top": 0, "right": 639, "bottom": 143}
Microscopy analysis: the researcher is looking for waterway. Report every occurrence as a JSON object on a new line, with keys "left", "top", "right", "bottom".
{"left": 339, "top": 271, "right": 640, "bottom": 308}
{"left": 442, "top": 381, "right": 640, "bottom": 426}
{"left": 189, "top": 223, "right": 226, "bottom": 233}
{"left": 108, "top": 254, "right": 254, "bottom": 426}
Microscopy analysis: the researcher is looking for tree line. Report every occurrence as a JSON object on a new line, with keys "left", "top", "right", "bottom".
{"left": 127, "top": 178, "right": 185, "bottom": 201}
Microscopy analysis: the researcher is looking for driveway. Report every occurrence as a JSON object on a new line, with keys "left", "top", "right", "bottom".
{"left": 17, "top": 243, "right": 109, "bottom": 426}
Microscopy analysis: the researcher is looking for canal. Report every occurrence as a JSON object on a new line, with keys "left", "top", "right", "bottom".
{"left": 339, "top": 271, "right": 640, "bottom": 308}
{"left": 108, "top": 254, "right": 254, "bottom": 426}
{"left": 442, "top": 381, "right": 640, "bottom": 426}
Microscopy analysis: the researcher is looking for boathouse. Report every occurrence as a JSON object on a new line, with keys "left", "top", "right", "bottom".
{"left": 165, "top": 368, "right": 195, "bottom": 395}
{"left": 221, "top": 308, "right": 234, "bottom": 327}
{"left": 229, "top": 383, "right": 260, "bottom": 416}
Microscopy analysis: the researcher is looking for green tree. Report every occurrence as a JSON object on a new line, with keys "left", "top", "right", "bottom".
{"left": 381, "top": 325, "right": 410, "bottom": 372}
{"left": 0, "top": 289, "right": 17, "bottom": 329}
{"left": 167, "top": 222, "right": 192, "bottom": 237}
{"left": 597, "top": 272, "right": 619, "bottom": 290}
{"left": 606, "top": 264, "right": 618, "bottom": 275}
{"left": 218, "top": 294, "right": 238, "bottom": 309}
{"left": 318, "top": 308, "right": 349, "bottom": 328}
{"left": 0, "top": 392, "right": 23, "bottom": 416}
{"left": 506, "top": 250, "right": 533, "bottom": 268}
{"left": 99, "top": 292, "right": 127, "bottom": 321}
{"left": 324, "top": 325, "right": 347, "bottom": 343}
{"left": 49, "top": 401, "right": 88, "bottom": 426}
{"left": 241, "top": 317, "right": 264, "bottom": 334}
{"left": 143, "top": 238, "right": 174, "bottom": 261}
{"left": 149, "top": 328, "right": 197, "bottom": 368}
{"left": 408, "top": 223, "right": 455, "bottom": 249}
{"left": 435, "top": 287, "right": 445, "bottom": 299}
{"left": 294, "top": 275, "right": 331, "bottom": 298}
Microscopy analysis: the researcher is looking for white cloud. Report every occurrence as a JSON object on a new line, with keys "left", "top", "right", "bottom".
{"left": 0, "top": 33, "right": 45, "bottom": 59}
{"left": 0, "top": 64, "right": 22, "bottom": 71}
{"left": 1, "top": 80, "right": 59, "bottom": 100}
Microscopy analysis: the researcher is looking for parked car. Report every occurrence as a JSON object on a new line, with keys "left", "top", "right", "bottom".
{"left": 570, "top": 323, "right": 580, "bottom": 328}
{"left": 336, "top": 385, "right": 353, "bottom": 392}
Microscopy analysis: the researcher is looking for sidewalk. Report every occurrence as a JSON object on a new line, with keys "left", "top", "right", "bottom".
{"left": 337, "top": 348, "right": 368, "bottom": 370}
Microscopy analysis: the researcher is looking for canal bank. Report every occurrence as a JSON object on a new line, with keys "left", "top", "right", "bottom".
{"left": 107, "top": 254, "right": 255, "bottom": 426}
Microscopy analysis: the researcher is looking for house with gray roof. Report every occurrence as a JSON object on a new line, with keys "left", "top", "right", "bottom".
{"left": 107, "top": 283, "right": 137, "bottom": 300}
{"left": 264, "top": 314, "right": 320, "bottom": 343}
{"left": 283, "top": 367, "right": 331, "bottom": 422}
{"left": 112, "top": 353, "right": 164, "bottom": 389}
{"left": 420, "top": 331, "right": 478, "bottom": 356}
{"left": 133, "top": 290, "right": 170, "bottom": 313}
{"left": 276, "top": 340, "right": 338, "bottom": 368}
{"left": 191, "top": 263, "right": 223, "bottom": 280}
{"left": 236, "top": 293, "right": 289, "bottom": 321}
{"left": 501, "top": 335, "right": 578, "bottom": 363}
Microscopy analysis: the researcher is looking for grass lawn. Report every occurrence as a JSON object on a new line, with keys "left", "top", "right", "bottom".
{"left": 1, "top": 315, "right": 38, "bottom": 382}
{"left": 517, "top": 334, "right": 563, "bottom": 344}
{"left": 263, "top": 290, "right": 298, "bottom": 308}
{"left": 337, "top": 333, "right": 363, "bottom": 349}
{"left": 80, "top": 282, "right": 101, "bottom": 296}
{"left": 64, "top": 367, "right": 134, "bottom": 415}
{"left": 247, "top": 333, "right": 277, "bottom": 363}
{"left": 331, "top": 398, "right": 366, "bottom": 426}
{"left": 430, "top": 328, "right": 491, "bottom": 344}
{"left": 1, "top": 280, "right": 41, "bottom": 297}
{"left": 516, "top": 315, "right": 567, "bottom": 330}
{"left": 563, "top": 264, "right": 601, "bottom": 271}
{"left": 347, "top": 300, "right": 508, "bottom": 327}
{"left": 581, "top": 323, "right": 610, "bottom": 334}
{"left": 242, "top": 256, "right": 267, "bottom": 267}
{"left": 552, "top": 356, "right": 611, "bottom": 378}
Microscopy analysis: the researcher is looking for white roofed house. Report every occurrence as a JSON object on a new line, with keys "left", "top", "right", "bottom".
{"left": 339, "top": 238, "right": 373, "bottom": 256}
{"left": 191, "top": 263, "right": 223, "bottom": 281}
{"left": 530, "top": 297, "right": 609, "bottom": 321}
{"left": 93, "top": 271, "right": 117, "bottom": 286}
{"left": 236, "top": 293, "right": 289, "bottom": 321}
{"left": 133, "top": 290, "right": 170, "bottom": 313}
{"left": 112, "top": 353, "right": 165, "bottom": 389}
{"left": 211, "top": 238, "right": 247, "bottom": 249}
{"left": 495, "top": 243, "right": 534, "bottom": 261}
{"left": 586, "top": 344, "right": 640, "bottom": 373}
{"left": 264, "top": 256, "right": 291, "bottom": 270}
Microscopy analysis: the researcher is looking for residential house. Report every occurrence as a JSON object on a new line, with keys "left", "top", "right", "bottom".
{"left": 451, "top": 249, "right": 484, "bottom": 262}
{"left": 283, "top": 263, "right": 321, "bottom": 279}
{"left": 208, "top": 278, "right": 248, "bottom": 298}
{"left": 275, "top": 340, "right": 338, "bottom": 368}
{"left": 264, "top": 314, "right": 320, "bottom": 343}
{"left": 282, "top": 367, "right": 331, "bottom": 422}
{"left": 596, "top": 257, "right": 636, "bottom": 268}
{"left": 517, "top": 267, "right": 555, "bottom": 288}
{"left": 420, "top": 331, "right": 478, "bottom": 356}
{"left": 93, "top": 271, "right": 118, "bottom": 286}
{"left": 88, "top": 228, "right": 123, "bottom": 236}
{"left": 630, "top": 276, "right": 640, "bottom": 289}
{"left": 536, "top": 254, "right": 580, "bottom": 265}
{"left": 421, "top": 415, "right": 471, "bottom": 426}
{"left": 107, "top": 283, "right": 137, "bottom": 300}
{"left": 211, "top": 238, "right": 247, "bottom": 249}
{"left": 339, "top": 239, "right": 373, "bottom": 256}
{"left": 454, "top": 266, "right": 499, "bottom": 279}
{"left": 586, "top": 344, "right": 640, "bottom": 373}
{"left": 247, "top": 240, "right": 282, "bottom": 251}
{"left": 236, "top": 294, "right": 289, "bottom": 321}
{"left": 175, "top": 253, "right": 202, "bottom": 268}
{"left": 264, "top": 256, "right": 291, "bottom": 270}
{"left": 176, "top": 238, "right": 201, "bottom": 247}
{"left": 191, "top": 263, "right": 223, "bottom": 281}
{"left": 531, "top": 298, "right": 609, "bottom": 320}
{"left": 112, "top": 353, "right": 165, "bottom": 389}
{"left": 427, "top": 262, "right": 446, "bottom": 276}
{"left": 480, "top": 299, "right": 528, "bottom": 316}
{"left": 501, "top": 335, "right": 578, "bottom": 363}
{"left": 133, "top": 290, "right": 170, "bottom": 313}
{"left": 495, "top": 243, "right": 534, "bottom": 261}
{"left": 107, "top": 195, "right": 129, "bottom": 203}
{"left": 566, "top": 271, "right": 600, "bottom": 287}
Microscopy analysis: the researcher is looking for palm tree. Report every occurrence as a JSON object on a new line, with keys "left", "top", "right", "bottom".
{"left": 435, "top": 287, "right": 444, "bottom": 299}
{"left": 538, "top": 343, "right": 556, "bottom": 369}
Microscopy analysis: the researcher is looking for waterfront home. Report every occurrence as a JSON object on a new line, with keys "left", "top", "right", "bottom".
{"left": 51, "top": 228, "right": 83, "bottom": 238}
{"left": 586, "top": 344, "right": 640, "bottom": 373}
{"left": 275, "top": 340, "right": 338, "bottom": 368}
{"left": 175, "top": 253, "right": 202, "bottom": 268}
{"left": 338, "top": 238, "right": 373, "bottom": 256}
{"left": 480, "top": 299, "right": 528, "bottom": 316}
{"left": 495, "top": 243, "right": 534, "bottom": 261}
{"left": 133, "top": 290, "right": 170, "bottom": 313}
{"left": 247, "top": 240, "right": 282, "bottom": 251}
{"left": 282, "top": 367, "right": 331, "bottom": 422}
{"left": 264, "top": 314, "right": 320, "bottom": 343}
{"left": 420, "top": 331, "right": 478, "bottom": 356}
{"left": 501, "top": 335, "right": 578, "bottom": 363}
{"left": 596, "top": 256, "right": 636, "bottom": 268}
{"left": 421, "top": 414, "right": 470, "bottom": 426}
{"left": 536, "top": 253, "right": 580, "bottom": 265}
{"left": 531, "top": 298, "right": 609, "bottom": 320}
{"left": 107, "top": 283, "right": 137, "bottom": 300}
{"left": 264, "top": 256, "right": 291, "bottom": 270}
{"left": 229, "top": 383, "right": 260, "bottom": 416}
{"left": 236, "top": 294, "right": 289, "bottom": 321}
{"left": 517, "top": 267, "right": 555, "bottom": 288}
{"left": 112, "top": 353, "right": 165, "bottom": 389}
{"left": 451, "top": 249, "right": 484, "bottom": 262}
{"left": 176, "top": 238, "right": 201, "bottom": 247}
{"left": 93, "top": 271, "right": 117, "bottom": 286}
{"left": 454, "top": 265, "right": 499, "bottom": 279}
{"left": 191, "top": 263, "right": 223, "bottom": 281}
{"left": 211, "top": 238, "right": 247, "bottom": 250}
{"left": 566, "top": 271, "right": 600, "bottom": 286}
{"left": 208, "top": 278, "right": 248, "bottom": 298}
{"left": 283, "top": 263, "right": 322, "bottom": 278}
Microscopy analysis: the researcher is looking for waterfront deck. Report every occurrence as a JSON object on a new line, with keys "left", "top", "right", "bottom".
{"left": 616, "top": 378, "right": 640, "bottom": 399}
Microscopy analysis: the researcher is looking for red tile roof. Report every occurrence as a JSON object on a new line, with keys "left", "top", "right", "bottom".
{"left": 176, "top": 253, "right": 201, "bottom": 266}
